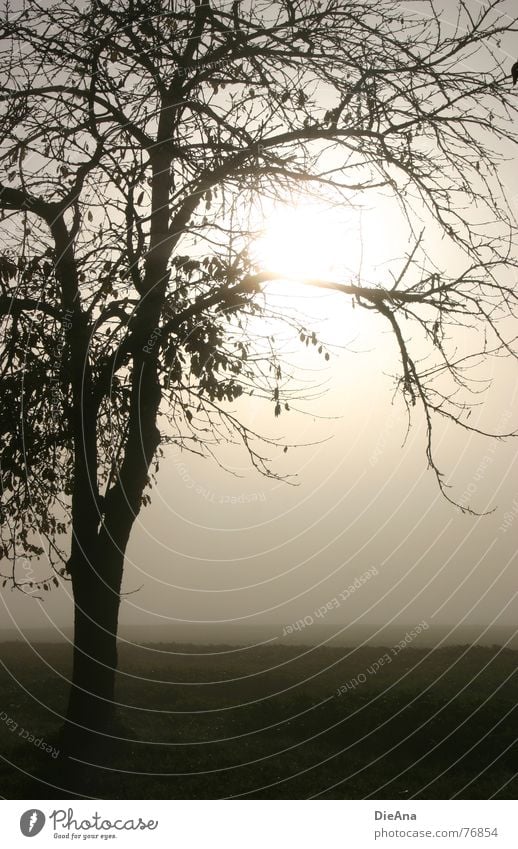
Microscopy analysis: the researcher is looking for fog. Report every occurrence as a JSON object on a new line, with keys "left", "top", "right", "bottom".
{"left": 3, "top": 315, "right": 518, "bottom": 648}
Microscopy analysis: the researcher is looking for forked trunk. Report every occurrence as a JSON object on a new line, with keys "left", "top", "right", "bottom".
{"left": 62, "top": 355, "right": 162, "bottom": 752}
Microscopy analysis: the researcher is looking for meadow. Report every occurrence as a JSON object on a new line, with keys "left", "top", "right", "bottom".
{"left": 1, "top": 640, "right": 517, "bottom": 799}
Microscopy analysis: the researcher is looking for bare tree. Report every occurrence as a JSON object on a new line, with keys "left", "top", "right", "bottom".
{"left": 0, "top": 0, "right": 517, "bottom": 750}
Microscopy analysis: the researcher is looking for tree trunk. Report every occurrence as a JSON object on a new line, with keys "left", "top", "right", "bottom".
{"left": 62, "top": 542, "right": 125, "bottom": 750}
{"left": 62, "top": 355, "right": 162, "bottom": 752}
{"left": 60, "top": 130, "right": 169, "bottom": 752}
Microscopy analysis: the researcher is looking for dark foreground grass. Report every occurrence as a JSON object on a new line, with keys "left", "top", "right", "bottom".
{"left": 1, "top": 641, "right": 517, "bottom": 799}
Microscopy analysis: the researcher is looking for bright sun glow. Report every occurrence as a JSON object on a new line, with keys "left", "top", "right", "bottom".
{"left": 252, "top": 198, "right": 399, "bottom": 287}
{"left": 251, "top": 199, "right": 405, "bottom": 346}
{"left": 253, "top": 204, "right": 348, "bottom": 281}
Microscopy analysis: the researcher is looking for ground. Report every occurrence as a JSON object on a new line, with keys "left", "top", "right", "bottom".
{"left": 0, "top": 641, "right": 517, "bottom": 799}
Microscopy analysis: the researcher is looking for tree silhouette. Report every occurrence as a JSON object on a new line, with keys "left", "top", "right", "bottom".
{"left": 1, "top": 0, "right": 517, "bottom": 750}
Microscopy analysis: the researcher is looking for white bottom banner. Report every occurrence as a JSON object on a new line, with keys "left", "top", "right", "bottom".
{"left": 1, "top": 800, "right": 517, "bottom": 848}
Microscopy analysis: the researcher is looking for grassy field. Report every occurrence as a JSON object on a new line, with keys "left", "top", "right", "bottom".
{"left": 1, "top": 640, "right": 517, "bottom": 799}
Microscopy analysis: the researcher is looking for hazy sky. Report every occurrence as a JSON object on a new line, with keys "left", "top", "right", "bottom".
{"left": 2, "top": 0, "right": 518, "bottom": 645}
{"left": 5, "top": 296, "right": 518, "bottom": 640}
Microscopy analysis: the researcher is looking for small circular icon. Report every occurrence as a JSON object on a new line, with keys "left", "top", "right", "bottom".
{"left": 20, "top": 810, "right": 46, "bottom": 837}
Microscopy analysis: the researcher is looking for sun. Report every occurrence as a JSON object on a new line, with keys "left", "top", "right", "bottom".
{"left": 253, "top": 203, "right": 348, "bottom": 280}
{"left": 252, "top": 197, "right": 406, "bottom": 293}
{"left": 250, "top": 197, "right": 403, "bottom": 345}
{"left": 251, "top": 201, "right": 365, "bottom": 327}
{"left": 248, "top": 202, "right": 360, "bottom": 346}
